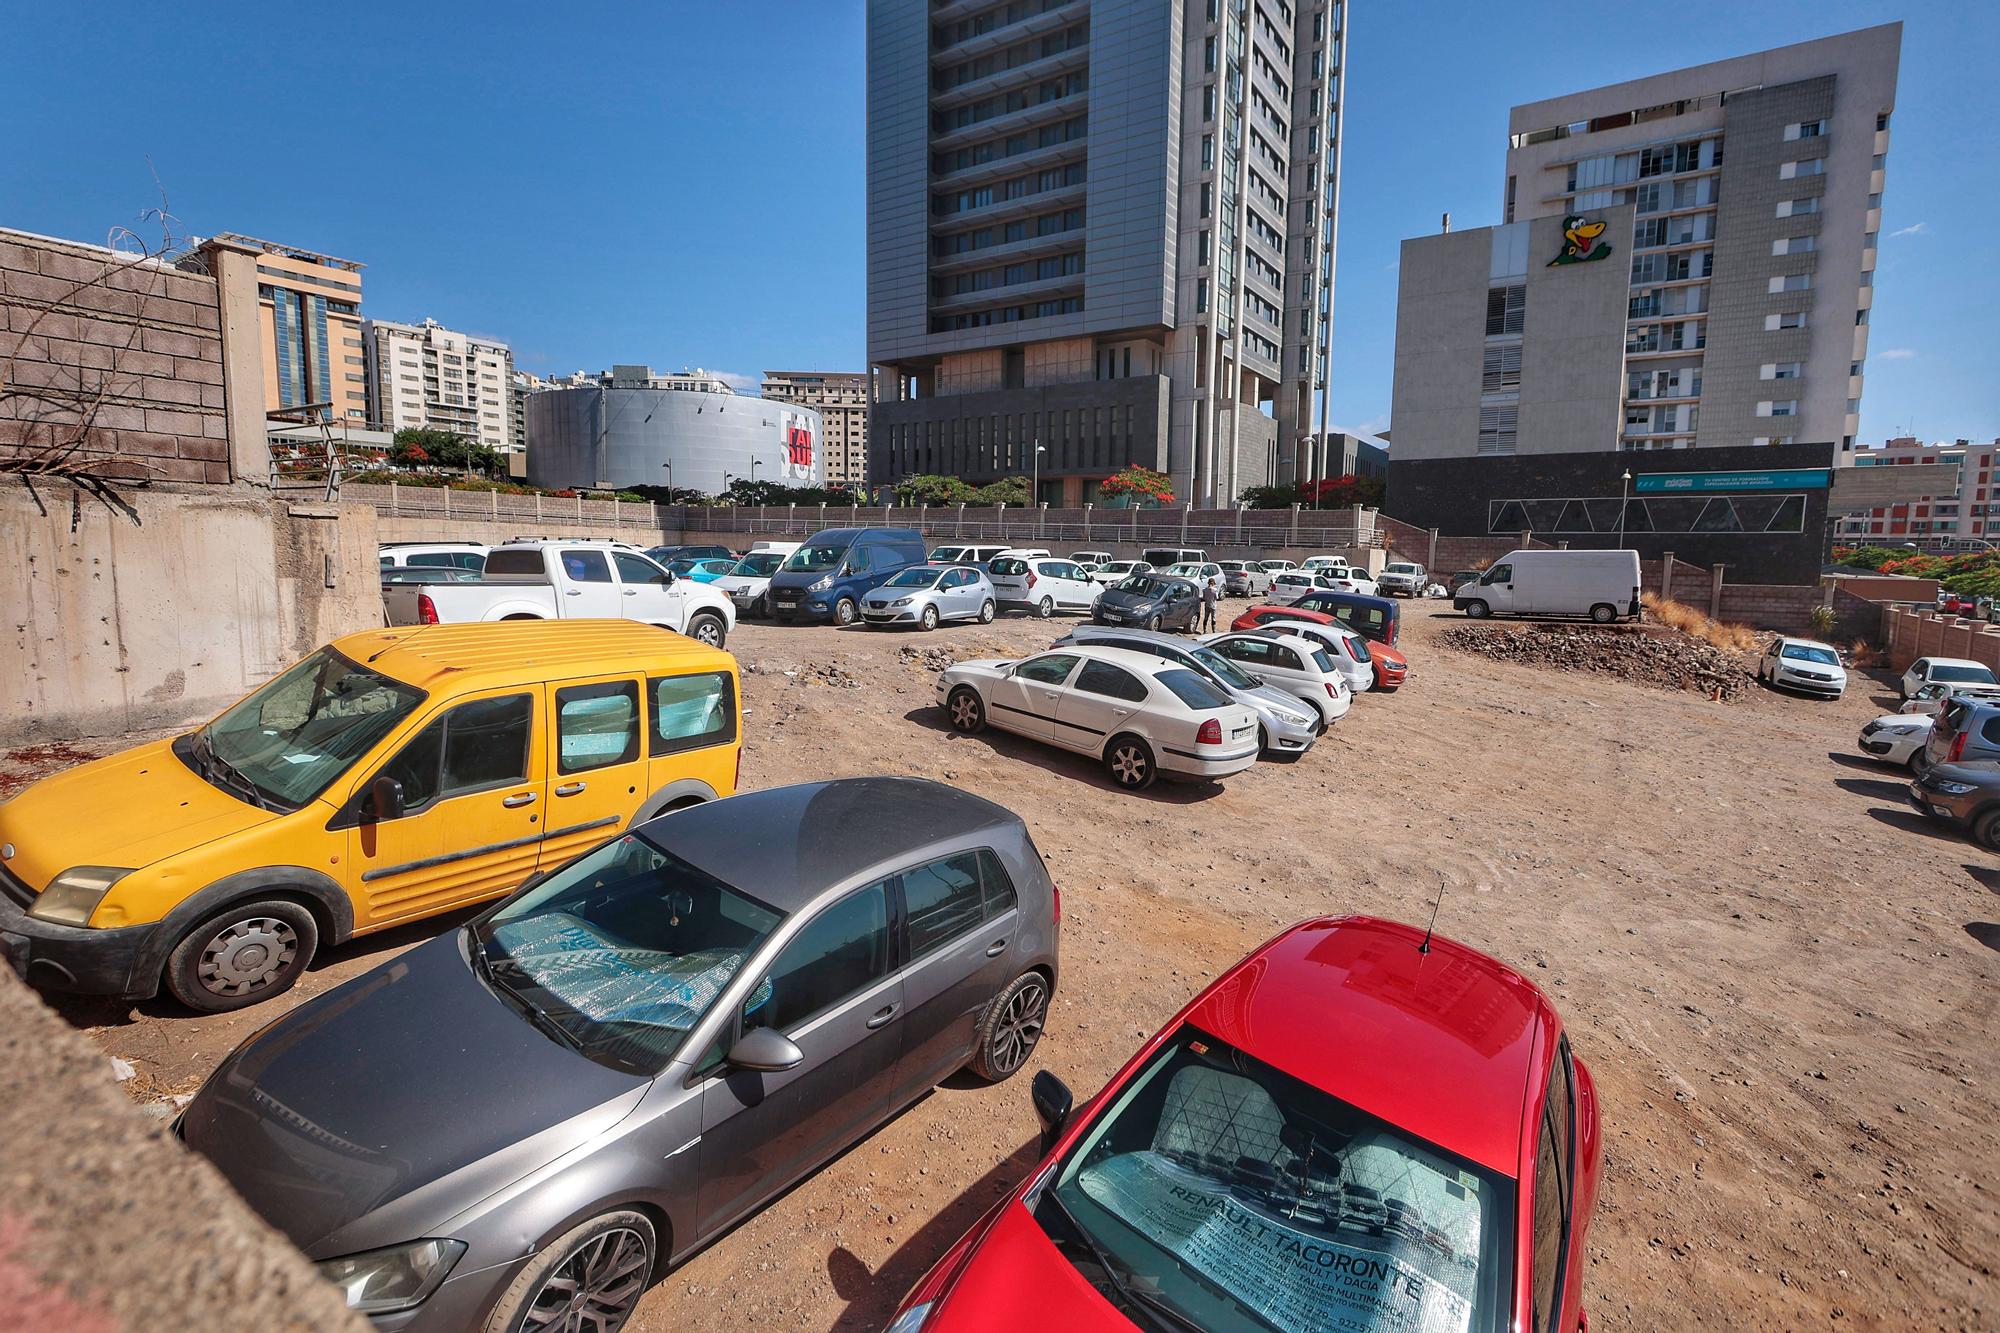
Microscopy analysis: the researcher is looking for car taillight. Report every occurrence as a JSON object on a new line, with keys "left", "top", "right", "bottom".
{"left": 1026, "top": 571, "right": 1037, "bottom": 589}
{"left": 1950, "top": 730, "right": 1968, "bottom": 762}
{"left": 417, "top": 593, "right": 438, "bottom": 624}
{"left": 1326, "top": 682, "right": 1340, "bottom": 698}
{"left": 1051, "top": 886, "right": 1061, "bottom": 925}
{"left": 1196, "top": 718, "right": 1222, "bottom": 744}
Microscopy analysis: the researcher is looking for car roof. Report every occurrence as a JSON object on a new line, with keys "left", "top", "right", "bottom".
{"left": 648, "top": 778, "right": 1020, "bottom": 913}
{"left": 1924, "top": 657, "right": 1988, "bottom": 669}
{"left": 1185, "top": 916, "right": 1556, "bottom": 1176}
{"left": 1775, "top": 636, "right": 1839, "bottom": 651}
{"left": 331, "top": 620, "right": 733, "bottom": 693}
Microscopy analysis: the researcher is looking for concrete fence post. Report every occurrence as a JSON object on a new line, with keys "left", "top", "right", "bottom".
{"left": 1038, "top": 501, "right": 1047, "bottom": 538}
{"left": 612, "top": 497, "right": 620, "bottom": 532}
{"left": 1234, "top": 505, "right": 1244, "bottom": 544}
{"left": 1427, "top": 527, "right": 1439, "bottom": 570}
{"left": 389, "top": 480, "right": 398, "bottom": 514}
{"left": 535, "top": 492, "right": 542, "bottom": 524}
{"left": 443, "top": 487, "right": 452, "bottom": 521}
{"left": 1181, "top": 503, "right": 1191, "bottom": 546}
{"left": 919, "top": 504, "right": 927, "bottom": 541}
{"left": 575, "top": 493, "right": 582, "bottom": 524}
{"left": 819, "top": 503, "right": 828, "bottom": 527}
{"left": 957, "top": 503, "right": 966, "bottom": 537}
{"left": 1289, "top": 503, "right": 1301, "bottom": 547}
{"left": 1660, "top": 550, "right": 1675, "bottom": 602}
{"left": 490, "top": 490, "right": 498, "bottom": 521}
{"left": 1083, "top": 503, "right": 1092, "bottom": 542}
{"left": 1709, "top": 564, "right": 1726, "bottom": 620}
{"left": 1557, "top": 540, "right": 1570, "bottom": 551}
{"left": 1519, "top": 529, "right": 1532, "bottom": 550}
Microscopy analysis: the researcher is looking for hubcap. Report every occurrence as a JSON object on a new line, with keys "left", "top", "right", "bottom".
{"left": 197, "top": 917, "right": 299, "bottom": 996}
{"left": 990, "top": 979, "right": 1047, "bottom": 1074}
{"left": 980, "top": 601, "right": 994, "bottom": 622}
{"left": 1111, "top": 745, "right": 1147, "bottom": 785}
{"left": 950, "top": 694, "right": 980, "bottom": 729}
{"left": 522, "top": 1227, "right": 649, "bottom": 1333}
{"left": 923, "top": 607, "right": 938, "bottom": 627}
{"left": 1039, "top": 598, "right": 1053, "bottom": 618}
{"left": 693, "top": 619, "right": 722, "bottom": 645}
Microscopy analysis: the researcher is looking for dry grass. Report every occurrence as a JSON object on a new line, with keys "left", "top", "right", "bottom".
{"left": 1641, "top": 593, "right": 1761, "bottom": 652}
{"left": 1848, "top": 639, "right": 1887, "bottom": 668}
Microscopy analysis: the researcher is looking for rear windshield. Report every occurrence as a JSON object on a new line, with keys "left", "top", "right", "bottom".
{"left": 1309, "top": 647, "right": 1337, "bottom": 673}
{"left": 990, "top": 558, "right": 1030, "bottom": 576}
{"left": 782, "top": 542, "right": 849, "bottom": 573}
{"left": 1156, "top": 668, "right": 1229, "bottom": 711}
{"left": 1935, "top": 664, "right": 1998, "bottom": 685}
{"left": 484, "top": 549, "right": 546, "bottom": 578}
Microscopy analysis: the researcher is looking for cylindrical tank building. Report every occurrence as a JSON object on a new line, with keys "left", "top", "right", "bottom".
{"left": 526, "top": 366, "right": 823, "bottom": 494}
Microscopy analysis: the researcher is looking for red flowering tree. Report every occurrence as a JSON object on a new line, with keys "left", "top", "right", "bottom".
{"left": 1098, "top": 465, "right": 1175, "bottom": 507}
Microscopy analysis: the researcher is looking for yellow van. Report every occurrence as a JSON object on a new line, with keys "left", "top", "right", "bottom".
{"left": 0, "top": 620, "right": 740, "bottom": 1012}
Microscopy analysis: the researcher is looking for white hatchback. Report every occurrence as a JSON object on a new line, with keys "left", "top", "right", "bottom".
{"left": 1899, "top": 657, "right": 1999, "bottom": 700}
{"left": 1199, "top": 630, "right": 1352, "bottom": 729}
{"left": 986, "top": 556, "right": 1102, "bottom": 618}
{"left": 1164, "top": 561, "right": 1225, "bottom": 589}
{"left": 1246, "top": 617, "right": 1377, "bottom": 696}
{"left": 1268, "top": 570, "right": 1324, "bottom": 604}
{"left": 938, "top": 644, "right": 1260, "bottom": 790}
{"left": 1858, "top": 713, "right": 1933, "bottom": 769}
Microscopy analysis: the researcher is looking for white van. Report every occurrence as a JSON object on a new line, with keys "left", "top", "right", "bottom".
{"left": 929, "top": 543, "right": 1012, "bottom": 567}
{"left": 1454, "top": 549, "right": 1641, "bottom": 623}
{"left": 1142, "top": 547, "right": 1207, "bottom": 568}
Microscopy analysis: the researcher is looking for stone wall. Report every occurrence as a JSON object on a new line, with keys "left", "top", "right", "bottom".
{"left": 1884, "top": 606, "right": 2000, "bottom": 673}
{"left": 1716, "top": 583, "right": 1826, "bottom": 634}
{"left": 0, "top": 970, "right": 365, "bottom": 1331}
{"left": 0, "top": 228, "right": 231, "bottom": 484}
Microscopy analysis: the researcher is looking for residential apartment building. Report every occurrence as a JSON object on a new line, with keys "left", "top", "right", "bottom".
{"left": 762, "top": 371, "right": 871, "bottom": 485}
{"left": 866, "top": 0, "right": 1346, "bottom": 507}
{"left": 509, "top": 369, "right": 557, "bottom": 465}
{"left": 214, "top": 233, "right": 369, "bottom": 424}
{"left": 1390, "top": 23, "right": 1900, "bottom": 467}
{"left": 1837, "top": 436, "right": 2000, "bottom": 544}
{"left": 363, "top": 318, "right": 514, "bottom": 456}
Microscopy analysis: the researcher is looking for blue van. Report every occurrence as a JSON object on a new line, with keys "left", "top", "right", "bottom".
{"left": 1292, "top": 589, "right": 1402, "bottom": 647}
{"left": 767, "top": 527, "right": 928, "bottom": 625}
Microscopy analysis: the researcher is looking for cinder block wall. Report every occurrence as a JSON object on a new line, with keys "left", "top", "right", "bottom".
{"left": 0, "top": 228, "right": 231, "bottom": 483}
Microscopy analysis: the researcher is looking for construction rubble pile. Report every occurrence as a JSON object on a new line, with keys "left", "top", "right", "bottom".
{"left": 1440, "top": 623, "right": 1753, "bottom": 700}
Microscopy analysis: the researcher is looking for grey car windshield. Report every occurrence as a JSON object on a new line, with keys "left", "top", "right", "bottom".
{"left": 191, "top": 648, "right": 425, "bottom": 811}
{"left": 783, "top": 542, "right": 850, "bottom": 573}
{"left": 476, "top": 834, "right": 784, "bottom": 1075}
{"left": 1034, "top": 1026, "right": 1513, "bottom": 1333}
{"left": 885, "top": 567, "right": 946, "bottom": 588}
{"left": 1780, "top": 644, "right": 1839, "bottom": 665}
{"left": 732, "top": 552, "right": 788, "bottom": 577}
{"left": 1117, "top": 575, "right": 1171, "bottom": 597}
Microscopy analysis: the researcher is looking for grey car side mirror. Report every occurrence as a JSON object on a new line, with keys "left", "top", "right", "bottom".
{"left": 727, "top": 1027, "right": 804, "bottom": 1072}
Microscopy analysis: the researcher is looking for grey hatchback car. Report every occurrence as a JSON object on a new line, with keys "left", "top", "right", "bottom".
{"left": 1922, "top": 696, "right": 2000, "bottom": 770}
{"left": 180, "top": 779, "right": 1058, "bottom": 1331}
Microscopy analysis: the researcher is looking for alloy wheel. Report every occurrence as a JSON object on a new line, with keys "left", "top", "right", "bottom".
{"left": 988, "top": 977, "right": 1048, "bottom": 1076}
{"left": 197, "top": 917, "right": 300, "bottom": 997}
{"left": 520, "top": 1227, "right": 649, "bottom": 1333}
{"left": 1109, "top": 743, "right": 1148, "bottom": 786}
{"left": 949, "top": 690, "right": 983, "bottom": 732}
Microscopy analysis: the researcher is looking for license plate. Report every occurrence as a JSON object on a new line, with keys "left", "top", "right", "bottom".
{"left": 1232, "top": 725, "right": 1253, "bottom": 738}
{"left": 775, "top": 595, "right": 799, "bottom": 606}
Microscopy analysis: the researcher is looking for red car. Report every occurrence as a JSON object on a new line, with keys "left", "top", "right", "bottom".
{"left": 1232, "top": 605, "right": 1409, "bottom": 690}
{"left": 887, "top": 916, "right": 1601, "bottom": 1333}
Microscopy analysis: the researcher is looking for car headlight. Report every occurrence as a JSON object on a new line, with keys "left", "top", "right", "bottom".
{"left": 1935, "top": 780, "right": 1978, "bottom": 795}
{"left": 884, "top": 1302, "right": 935, "bottom": 1333}
{"left": 316, "top": 1239, "right": 466, "bottom": 1314}
{"left": 1883, "top": 723, "right": 1927, "bottom": 735}
{"left": 892, "top": 597, "right": 912, "bottom": 607}
{"left": 808, "top": 575, "right": 834, "bottom": 592}
{"left": 28, "top": 866, "right": 133, "bottom": 926}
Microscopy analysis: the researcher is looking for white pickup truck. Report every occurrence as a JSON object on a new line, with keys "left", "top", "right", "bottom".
{"left": 382, "top": 540, "right": 736, "bottom": 646}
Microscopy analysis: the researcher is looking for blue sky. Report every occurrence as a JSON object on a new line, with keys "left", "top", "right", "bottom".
{"left": 3, "top": 1, "right": 1992, "bottom": 444}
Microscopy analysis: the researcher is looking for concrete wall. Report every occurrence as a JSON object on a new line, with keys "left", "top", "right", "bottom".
{"left": 2, "top": 483, "right": 380, "bottom": 744}
{"left": 0, "top": 971, "right": 365, "bottom": 1330}
{"left": 526, "top": 388, "right": 822, "bottom": 494}
{"left": 1884, "top": 606, "right": 2000, "bottom": 673}
{"left": 0, "top": 228, "right": 231, "bottom": 483}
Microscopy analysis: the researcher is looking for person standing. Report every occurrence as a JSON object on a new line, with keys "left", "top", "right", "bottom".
{"left": 1200, "top": 577, "right": 1220, "bottom": 633}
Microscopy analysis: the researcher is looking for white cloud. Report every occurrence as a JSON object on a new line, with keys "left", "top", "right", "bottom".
{"left": 1335, "top": 416, "right": 1391, "bottom": 438}
{"left": 1877, "top": 347, "right": 1917, "bottom": 360}
{"left": 1888, "top": 221, "right": 1928, "bottom": 238}
{"left": 713, "top": 370, "right": 761, "bottom": 392}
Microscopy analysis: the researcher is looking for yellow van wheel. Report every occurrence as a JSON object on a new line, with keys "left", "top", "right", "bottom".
{"left": 164, "top": 899, "right": 320, "bottom": 1013}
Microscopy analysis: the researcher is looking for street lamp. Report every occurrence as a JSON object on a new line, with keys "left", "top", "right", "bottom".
{"left": 1617, "top": 468, "right": 1634, "bottom": 548}
{"left": 750, "top": 458, "right": 763, "bottom": 486}
{"left": 1032, "top": 441, "right": 1047, "bottom": 506}
{"left": 661, "top": 460, "right": 673, "bottom": 493}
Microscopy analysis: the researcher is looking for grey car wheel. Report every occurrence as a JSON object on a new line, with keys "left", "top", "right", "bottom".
{"left": 686, "top": 612, "right": 726, "bottom": 648}
{"left": 1146, "top": 613, "right": 1163, "bottom": 632}
{"left": 1589, "top": 603, "right": 1617, "bottom": 624}
{"left": 1462, "top": 599, "right": 1490, "bottom": 619}
{"left": 920, "top": 604, "right": 940, "bottom": 631}
{"left": 165, "top": 899, "right": 319, "bottom": 1013}
{"left": 488, "top": 1210, "right": 655, "bottom": 1333}
{"left": 978, "top": 598, "right": 996, "bottom": 624}
{"left": 1104, "top": 733, "right": 1157, "bottom": 790}
{"left": 948, "top": 686, "right": 986, "bottom": 733}
{"left": 1036, "top": 595, "right": 1055, "bottom": 619}
{"left": 833, "top": 597, "right": 858, "bottom": 627}
{"left": 971, "top": 972, "right": 1049, "bottom": 1082}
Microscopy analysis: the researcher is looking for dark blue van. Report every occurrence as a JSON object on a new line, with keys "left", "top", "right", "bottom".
{"left": 1293, "top": 589, "right": 1402, "bottom": 647}
{"left": 767, "top": 527, "right": 928, "bottom": 625}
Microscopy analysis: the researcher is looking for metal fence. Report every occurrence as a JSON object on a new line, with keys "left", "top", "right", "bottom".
{"left": 347, "top": 484, "right": 1384, "bottom": 552}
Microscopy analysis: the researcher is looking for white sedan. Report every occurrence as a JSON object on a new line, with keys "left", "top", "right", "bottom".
{"left": 1235, "top": 618, "right": 1376, "bottom": 696}
{"left": 937, "top": 644, "right": 1260, "bottom": 791}
{"left": 1899, "top": 656, "right": 1999, "bottom": 700}
{"left": 1198, "top": 630, "right": 1352, "bottom": 729}
{"left": 1858, "top": 713, "right": 1933, "bottom": 770}
{"left": 1757, "top": 636, "right": 1847, "bottom": 698}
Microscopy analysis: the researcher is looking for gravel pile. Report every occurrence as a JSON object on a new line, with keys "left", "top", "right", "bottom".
{"left": 1440, "top": 623, "right": 1753, "bottom": 700}
{"left": 898, "top": 644, "right": 959, "bottom": 672}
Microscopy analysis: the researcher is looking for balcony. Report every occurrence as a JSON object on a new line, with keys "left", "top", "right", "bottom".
{"left": 930, "top": 181, "right": 1086, "bottom": 234}
{"left": 929, "top": 228, "right": 1084, "bottom": 276}
{"left": 929, "top": 271, "right": 1083, "bottom": 315}
{"left": 932, "top": 137, "right": 1085, "bottom": 190}
{"left": 930, "top": 91, "right": 1089, "bottom": 153}
{"left": 930, "top": 0, "right": 1088, "bottom": 58}
{"left": 932, "top": 45, "right": 1088, "bottom": 111}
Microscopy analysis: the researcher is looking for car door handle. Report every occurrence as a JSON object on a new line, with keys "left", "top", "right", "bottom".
{"left": 502, "top": 792, "right": 538, "bottom": 807}
{"left": 623, "top": 588, "right": 638, "bottom": 596}
{"left": 1111, "top": 707, "right": 1131, "bottom": 717}
{"left": 555, "top": 782, "right": 586, "bottom": 796}
{"left": 564, "top": 588, "right": 582, "bottom": 596}
{"left": 865, "top": 1003, "right": 901, "bottom": 1029}
{"left": 985, "top": 938, "right": 1009, "bottom": 957}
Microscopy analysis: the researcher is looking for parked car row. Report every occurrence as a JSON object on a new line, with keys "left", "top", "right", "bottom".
{"left": 1, "top": 612, "right": 1598, "bottom": 1331}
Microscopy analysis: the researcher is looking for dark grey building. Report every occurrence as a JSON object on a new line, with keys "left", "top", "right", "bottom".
{"left": 526, "top": 378, "right": 823, "bottom": 495}
{"left": 866, "top": 0, "right": 1347, "bottom": 508}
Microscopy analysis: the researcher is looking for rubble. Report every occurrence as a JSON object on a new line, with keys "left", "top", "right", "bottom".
{"left": 1439, "top": 623, "right": 1753, "bottom": 700}
{"left": 897, "top": 644, "right": 958, "bottom": 672}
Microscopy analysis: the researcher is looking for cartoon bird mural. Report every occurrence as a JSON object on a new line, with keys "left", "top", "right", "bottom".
{"left": 1549, "top": 214, "right": 1613, "bottom": 266}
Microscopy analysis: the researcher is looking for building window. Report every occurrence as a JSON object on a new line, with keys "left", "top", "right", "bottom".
{"left": 1778, "top": 158, "right": 1825, "bottom": 180}
{"left": 1477, "top": 405, "right": 1518, "bottom": 456}
{"left": 1484, "top": 284, "right": 1525, "bottom": 336}
{"left": 1765, "top": 311, "right": 1808, "bottom": 331}
{"left": 1756, "top": 400, "right": 1800, "bottom": 418}
{"left": 1481, "top": 344, "right": 1522, "bottom": 392}
{"left": 1784, "top": 119, "right": 1828, "bottom": 140}
{"left": 1760, "top": 362, "right": 1804, "bottom": 380}
{"left": 1771, "top": 235, "right": 1817, "bottom": 256}
{"left": 1767, "top": 273, "right": 1812, "bottom": 293}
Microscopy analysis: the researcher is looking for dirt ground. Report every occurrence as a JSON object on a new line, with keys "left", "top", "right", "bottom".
{"left": 13, "top": 603, "right": 1997, "bottom": 1331}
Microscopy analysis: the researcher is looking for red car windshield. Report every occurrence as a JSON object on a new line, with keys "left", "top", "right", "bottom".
{"left": 1031, "top": 1025, "right": 1514, "bottom": 1332}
